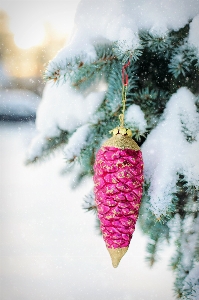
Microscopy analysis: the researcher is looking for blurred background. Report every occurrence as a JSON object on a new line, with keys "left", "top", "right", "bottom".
{"left": 0, "top": 1, "right": 174, "bottom": 299}
{"left": 0, "top": 0, "right": 79, "bottom": 120}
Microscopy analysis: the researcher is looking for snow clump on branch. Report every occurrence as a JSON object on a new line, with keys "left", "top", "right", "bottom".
{"left": 52, "top": 0, "right": 199, "bottom": 65}
{"left": 64, "top": 124, "right": 90, "bottom": 162}
{"left": 26, "top": 82, "right": 105, "bottom": 161}
{"left": 125, "top": 104, "right": 147, "bottom": 134}
{"left": 142, "top": 87, "right": 199, "bottom": 217}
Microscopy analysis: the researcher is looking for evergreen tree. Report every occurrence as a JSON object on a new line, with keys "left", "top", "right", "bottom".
{"left": 27, "top": 1, "right": 199, "bottom": 298}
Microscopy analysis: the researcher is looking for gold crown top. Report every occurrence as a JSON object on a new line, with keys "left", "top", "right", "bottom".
{"left": 103, "top": 127, "right": 140, "bottom": 151}
{"left": 109, "top": 126, "right": 133, "bottom": 137}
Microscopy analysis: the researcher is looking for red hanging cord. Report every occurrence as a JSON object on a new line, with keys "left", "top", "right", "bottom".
{"left": 122, "top": 60, "right": 131, "bottom": 86}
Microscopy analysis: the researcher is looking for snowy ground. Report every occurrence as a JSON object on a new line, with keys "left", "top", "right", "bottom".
{"left": 0, "top": 122, "right": 175, "bottom": 300}
{"left": 0, "top": 89, "right": 40, "bottom": 121}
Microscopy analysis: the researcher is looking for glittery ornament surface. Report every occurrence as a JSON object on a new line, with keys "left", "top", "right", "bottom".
{"left": 102, "top": 134, "right": 140, "bottom": 151}
{"left": 93, "top": 145, "right": 144, "bottom": 252}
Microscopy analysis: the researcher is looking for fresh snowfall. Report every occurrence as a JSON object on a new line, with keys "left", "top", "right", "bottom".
{"left": 27, "top": 1, "right": 199, "bottom": 299}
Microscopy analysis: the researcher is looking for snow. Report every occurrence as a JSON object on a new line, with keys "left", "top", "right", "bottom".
{"left": 188, "top": 14, "right": 199, "bottom": 54}
{"left": 0, "top": 89, "right": 40, "bottom": 118}
{"left": 142, "top": 87, "right": 199, "bottom": 217}
{"left": 52, "top": 0, "right": 199, "bottom": 64}
{"left": 36, "top": 81, "right": 105, "bottom": 137}
{"left": 183, "top": 264, "right": 199, "bottom": 299}
{"left": 117, "top": 27, "right": 140, "bottom": 53}
{"left": 64, "top": 124, "right": 90, "bottom": 161}
{"left": 26, "top": 133, "right": 46, "bottom": 162}
{"left": 28, "top": 0, "right": 199, "bottom": 217}
{"left": 27, "top": 81, "right": 105, "bottom": 160}
{"left": 125, "top": 104, "right": 147, "bottom": 133}
{"left": 181, "top": 215, "right": 199, "bottom": 270}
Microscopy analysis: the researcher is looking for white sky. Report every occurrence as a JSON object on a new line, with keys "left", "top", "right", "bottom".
{"left": 0, "top": 0, "right": 81, "bottom": 48}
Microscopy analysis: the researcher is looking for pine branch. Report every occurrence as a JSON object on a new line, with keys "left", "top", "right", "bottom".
{"left": 71, "top": 44, "right": 116, "bottom": 90}
{"left": 139, "top": 31, "right": 173, "bottom": 58}
{"left": 26, "top": 130, "right": 69, "bottom": 164}
{"left": 113, "top": 42, "right": 143, "bottom": 63}
{"left": 168, "top": 43, "right": 199, "bottom": 80}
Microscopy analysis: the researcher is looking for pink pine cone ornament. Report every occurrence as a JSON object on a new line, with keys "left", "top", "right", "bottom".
{"left": 93, "top": 128, "right": 144, "bottom": 268}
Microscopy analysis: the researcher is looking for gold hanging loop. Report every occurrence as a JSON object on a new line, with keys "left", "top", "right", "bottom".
{"left": 109, "top": 61, "right": 133, "bottom": 138}
{"left": 119, "top": 84, "right": 128, "bottom": 128}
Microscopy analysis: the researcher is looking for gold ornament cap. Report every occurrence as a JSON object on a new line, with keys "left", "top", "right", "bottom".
{"left": 102, "top": 126, "right": 140, "bottom": 151}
